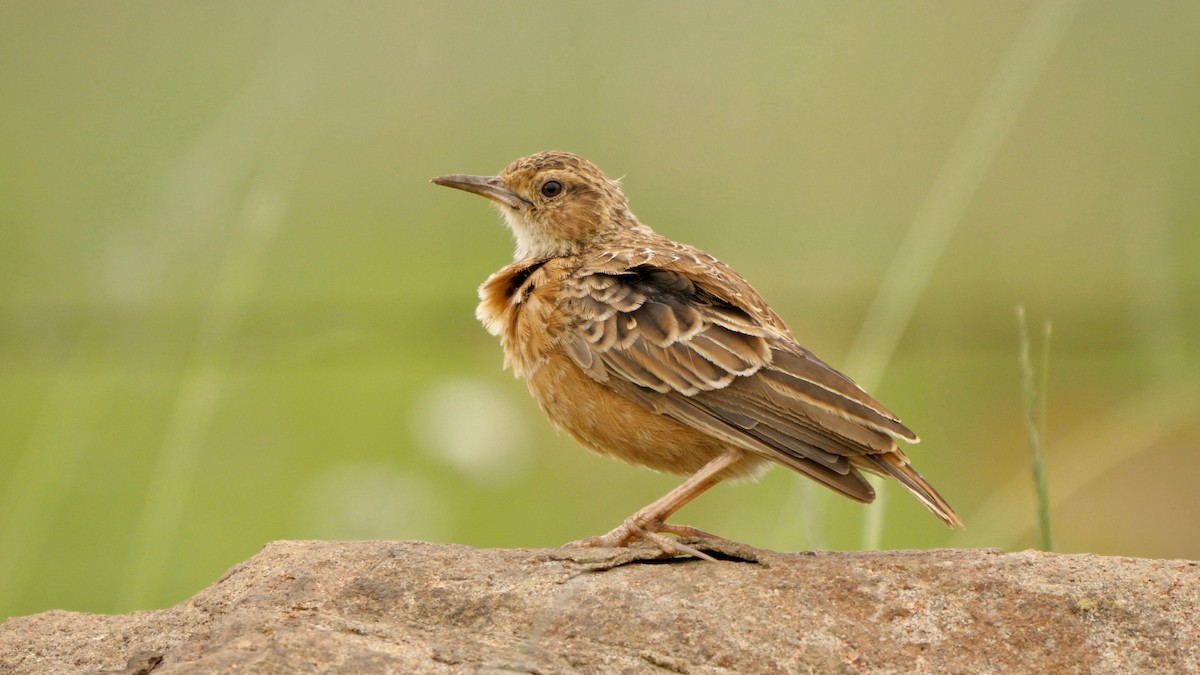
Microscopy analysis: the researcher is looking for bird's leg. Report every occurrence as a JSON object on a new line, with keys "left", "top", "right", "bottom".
{"left": 571, "top": 449, "right": 743, "bottom": 560}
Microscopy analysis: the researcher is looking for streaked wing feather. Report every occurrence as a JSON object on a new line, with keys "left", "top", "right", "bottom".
{"left": 688, "top": 331, "right": 767, "bottom": 375}
{"left": 612, "top": 379, "right": 875, "bottom": 502}
{"left": 767, "top": 351, "right": 918, "bottom": 442}
{"left": 637, "top": 300, "right": 680, "bottom": 346}
{"left": 693, "top": 381, "right": 881, "bottom": 464}
{"left": 701, "top": 376, "right": 898, "bottom": 455}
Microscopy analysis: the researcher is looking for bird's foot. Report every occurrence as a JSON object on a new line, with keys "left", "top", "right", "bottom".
{"left": 568, "top": 516, "right": 725, "bottom": 562}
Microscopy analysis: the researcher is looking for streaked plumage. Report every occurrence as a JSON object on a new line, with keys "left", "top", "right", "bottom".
{"left": 434, "top": 151, "right": 961, "bottom": 557}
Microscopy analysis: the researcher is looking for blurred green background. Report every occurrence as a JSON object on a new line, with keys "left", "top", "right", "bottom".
{"left": 2, "top": 1, "right": 1198, "bottom": 620}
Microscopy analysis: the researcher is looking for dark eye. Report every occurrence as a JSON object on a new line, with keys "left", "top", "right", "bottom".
{"left": 540, "top": 180, "right": 563, "bottom": 198}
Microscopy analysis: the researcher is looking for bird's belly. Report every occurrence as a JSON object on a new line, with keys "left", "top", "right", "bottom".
{"left": 525, "top": 352, "right": 769, "bottom": 479}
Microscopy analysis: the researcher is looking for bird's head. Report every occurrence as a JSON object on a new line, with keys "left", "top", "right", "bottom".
{"left": 433, "top": 151, "right": 641, "bottom": 260}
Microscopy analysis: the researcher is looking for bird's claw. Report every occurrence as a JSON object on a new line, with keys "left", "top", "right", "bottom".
{"left": 568, "top": 517, "right": 724, "bottom": 562}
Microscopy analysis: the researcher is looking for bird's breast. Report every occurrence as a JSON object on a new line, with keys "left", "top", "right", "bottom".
{"left": 477, "top": 259, "right": 571, "bottom": 379}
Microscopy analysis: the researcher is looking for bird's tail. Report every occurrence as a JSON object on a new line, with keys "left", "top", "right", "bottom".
{"left": 864, "top": 451, "right": 964, "bottom": 528}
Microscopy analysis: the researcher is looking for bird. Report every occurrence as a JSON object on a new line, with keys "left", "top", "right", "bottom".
{"left": 432, "top": 151, "right": 961, "bottom": 560}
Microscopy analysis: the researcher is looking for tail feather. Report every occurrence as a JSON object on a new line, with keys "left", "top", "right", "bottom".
{"left": 865, "top": 451, "right": 964, "bottom": 528}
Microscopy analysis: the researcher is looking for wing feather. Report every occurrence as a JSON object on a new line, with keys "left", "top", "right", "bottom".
{"left": 635, "top": 300, "right": 680, "bottom": 347}
{"left": 766, "top": 351, "right": 917, "bottom": 442}
{"left": 611, "top": 378, "right": 876, "bottom": 502}
{"left": 688, "top": 330, "right": 767, "bottom": 375}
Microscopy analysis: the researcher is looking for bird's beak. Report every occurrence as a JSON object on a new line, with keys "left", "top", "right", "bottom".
{"left": 431, "top": 174, "right": 525, "bottom": 209}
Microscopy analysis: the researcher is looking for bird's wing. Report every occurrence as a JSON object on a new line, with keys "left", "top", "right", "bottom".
{"left": 561, "top": 247, "right": 917, "bottom": 503}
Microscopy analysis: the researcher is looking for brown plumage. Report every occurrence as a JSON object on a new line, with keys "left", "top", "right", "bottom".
{"left": 433, "top": 151, "right": 961, "bottom": 558}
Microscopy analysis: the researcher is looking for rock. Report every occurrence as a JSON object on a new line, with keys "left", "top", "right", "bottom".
{"left": 1, "top": 541, "right": 1197, "bottom": 673}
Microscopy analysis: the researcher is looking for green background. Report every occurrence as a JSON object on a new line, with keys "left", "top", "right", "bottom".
{"left": 2, "top": 1, "right": 1198, "bottom": 619}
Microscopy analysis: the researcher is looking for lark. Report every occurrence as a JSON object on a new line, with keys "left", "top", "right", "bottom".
{"left": 433, "top": 151, "right": 961, "bottom": 559}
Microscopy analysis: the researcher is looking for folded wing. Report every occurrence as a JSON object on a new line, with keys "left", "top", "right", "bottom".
{"left": 561, "top": 251, "right": 960, "bottom": 526}
{"left": 565, "top": 260, "right": 877, "bottom": 497}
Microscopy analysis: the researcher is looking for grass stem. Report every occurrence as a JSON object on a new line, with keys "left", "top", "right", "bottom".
{"left": 1017, "top": 305, "right": 1053, "bottom": 551}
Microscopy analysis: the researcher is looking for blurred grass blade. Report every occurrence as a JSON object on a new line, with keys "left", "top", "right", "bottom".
{"left": 112, "top": 20, "right": 316, "bottom": 610}
{"left": 845, "top": 0, "right": 1084, "bottom": 550}
{"left": 1017, "top": 305, "right": 1054, "bottom": 551}
{"left": 115, "top": 172, "right": 295, "bottom": 611}
{"left": 0, "top": 341, "right": 96, "bottom": 618}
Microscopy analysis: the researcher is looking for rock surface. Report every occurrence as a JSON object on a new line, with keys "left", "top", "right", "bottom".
{"left": 1, "top": 540, "right": 1197, "bottom": 673}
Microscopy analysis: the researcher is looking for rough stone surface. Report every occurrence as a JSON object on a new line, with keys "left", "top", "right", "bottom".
{"left": 1, "top": 541, "right": 1197, "bottom": 673}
